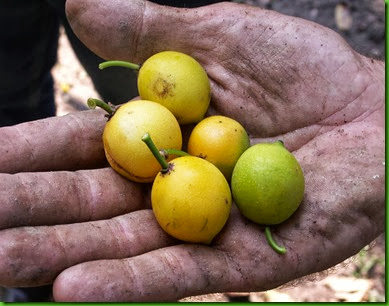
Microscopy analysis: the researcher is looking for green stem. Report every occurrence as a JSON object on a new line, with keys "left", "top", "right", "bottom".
{"left": 142, "top": 133, "right": 170, "bottom": 172}
{"left": 160, "top": 149, "right": 190, "bottom": 159}
{"left": 276, "top": 140, "right": 285, "bottom": 147}
{"left": 99, "top": 60, "right": 141, "bottom": 71}
{"left": 265, "top": 226, "right": 286, "bottom": 255}
{"left": 87, "top": 98, "right": 114, "bottom": 114}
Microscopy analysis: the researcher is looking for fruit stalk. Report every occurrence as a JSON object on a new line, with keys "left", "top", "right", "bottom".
{"left": 99, "top": 60, "right": 141, "bottom": 71}
{"left": 87, "top": 98, "right": 114, "bottom": 115}
{"left": 142, "top": 133, "right": 170, "bottom": 173}
{"left": 265, "top": 226, "right": 286, "bottom": 255}
{"left": 160, "top": 149, "right": 190, "bottom": 159}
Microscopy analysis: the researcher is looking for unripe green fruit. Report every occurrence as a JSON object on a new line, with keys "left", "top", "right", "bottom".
{"left": 231, "top": 141, "right": 305, "bottom": 225}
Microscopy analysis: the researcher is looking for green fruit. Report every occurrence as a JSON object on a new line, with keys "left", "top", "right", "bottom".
{"left": 231, "top": 141, "right": 304, "bottom": 225}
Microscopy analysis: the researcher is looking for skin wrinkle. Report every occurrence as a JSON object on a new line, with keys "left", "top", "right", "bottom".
{"left": 186, "top": 247, "right": 232, "bottom": 296}
{"left": 67, "top": 172, "right": 87, "bottom": 222}
{"left": 285, "top": 145, "right": 381, "bottom": 280}
{"left": 7, "top": 174, "right": 31, "bottom": 227}
{"left": 218, "top": 250, "right": 246, "bottom": 289}
{"left": 62, "top": 113, "right": 89, "bottom": 164}
{"left": 53, "top": 227, "right": 72, "bottom": 269}
{"left": 129, "top": 253, "right": 174, "bottom": 300}
{"left": 214, "top": 213, "right": 281, "bottom": 291}
{"left": 126, "top": 1, "right": 146, "bottom": 62}
{"left": 13, "top": 173, "right": 58, "bottom": 227}
{"left": 131, "top": 3, "right": 187, "bottom": 61}
{"left": 350, "top": 85, "right": 383, "bottom": 123}
{"left": 77, "top": 171, "right": 98, "bottom": 220}
{"left": 220, "top": 20, "right": 356, "bottom": 137}
{"left": 160, "top": 247, "right": 189, "bottom": 295}
{"left": 14, "top": 125, "right": 36, "bottom": 171}
{"left": 352, "top": 101, "right": 383, "bottom": 124}
{"left": 109, "top": 212, "right": 164, "bottom": 258}
{"left": 107, "top": 218, "right": 130, "bottom": 258}
{"left": 3, "top": 228, "right": 52, "bottom": 286}
{"left": 210, "top": 64, "right": 281, "bottom": 136}
{"left": 122, "top": 260, "right": 142, "bottom": 298}
{"left": 256, "top": 63, "right": 381, "bottom": 145}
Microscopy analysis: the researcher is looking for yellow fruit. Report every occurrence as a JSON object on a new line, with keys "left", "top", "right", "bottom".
{"left": 187, "top": 115, "right": 250, "bottom": 180}
{"left": 151, "top": 156, "right": 232, "bottom": 244}
{"left": 103, "top": 100, "right": 182, "bottom": 183}
{"left": 138, "top": 51, "right": 211, "bottom": 124}
{"left": 231, "top": 141, "right": 305, "bottom": 225}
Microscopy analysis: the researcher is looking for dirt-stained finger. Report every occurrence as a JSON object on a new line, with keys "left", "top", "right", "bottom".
{"left": 0, "top": 109, "right": 107, "bottom": 174}
{"left": 0, "top": 167, "right": 147, "bottom": 229}
{"left": 53, "top": 244, "right": 238, "bottom": 302}
{"left": 0, "top": 210, "right": 176, "bottom": 287}
{"left": 65, "top": 0, "right": 225, "bottom": 64}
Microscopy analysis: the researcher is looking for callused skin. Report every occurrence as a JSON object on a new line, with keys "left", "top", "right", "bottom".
{"left": 0, "top": 0, "right": 384, "bottom": 302}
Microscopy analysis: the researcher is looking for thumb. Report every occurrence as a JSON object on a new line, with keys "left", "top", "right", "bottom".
{"left": 65, "top": 0, "right": 221, "bottom": 64}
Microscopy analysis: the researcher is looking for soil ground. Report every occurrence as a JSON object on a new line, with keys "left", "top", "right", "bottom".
{"left": 52, "top": 0, "right": 385, "bottom": 302}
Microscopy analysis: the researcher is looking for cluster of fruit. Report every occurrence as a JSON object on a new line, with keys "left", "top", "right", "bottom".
{"left": 88, "top": 51, "right": 304, "bottom": 254}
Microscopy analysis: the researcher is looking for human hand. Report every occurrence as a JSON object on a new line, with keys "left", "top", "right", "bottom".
{"left": 0, "top": 0, "right": 384, "bottom": 302}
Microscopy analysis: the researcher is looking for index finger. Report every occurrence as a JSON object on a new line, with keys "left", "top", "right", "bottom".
{"left": 0, "top": 110, "right": 107, "bottom": 173}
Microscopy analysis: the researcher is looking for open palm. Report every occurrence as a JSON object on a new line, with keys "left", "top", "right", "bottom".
{"left": 0, "top": 0, "right": 384, "bottom": 301}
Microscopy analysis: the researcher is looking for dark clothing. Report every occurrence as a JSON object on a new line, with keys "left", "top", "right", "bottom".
{"left": 0, "top": 0, "right": 225, "bottom": 127}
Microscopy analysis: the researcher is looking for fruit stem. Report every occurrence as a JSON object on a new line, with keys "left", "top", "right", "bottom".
{"left": 142, "top": 133, "right": 170, "bottom": 173}
{"left": 160, "top": 149, "right": 190, "bottom": 159}
{"left": 99, "top": 60, "right": 141, "bottom": 71}
{"left": 87, "top": 98, "right": 114, "bottom": 115}
{"left": 276, "top": 140, "right": 285, "bottom": 147}
{"left": 265, "top": 226, "right": 286, "bottom": 255}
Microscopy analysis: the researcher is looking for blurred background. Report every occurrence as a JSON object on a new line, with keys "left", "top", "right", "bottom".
{"left": 52, "top": 0, "right": 385, "bottom": 302}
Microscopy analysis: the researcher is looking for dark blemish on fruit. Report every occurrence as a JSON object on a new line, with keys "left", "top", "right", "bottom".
{"left": 200, "top": 218, "right": 208, "bottom": 231}
{"left": 153, "top": 78, "right": 175, "bottom": 98}
{"left": 105, "top": 150, "right": 154, "bottom": 181}
{"left": 198, "top": 153, "right": 207, "bottom": 159}
{"left": 225, "top": 198, "right": 229, "bottom": 204}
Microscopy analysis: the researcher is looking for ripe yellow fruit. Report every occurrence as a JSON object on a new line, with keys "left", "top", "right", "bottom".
{"left": 151, "top": 156, "right": 232, "bottom": 244}
{"left": 231, "top": 141, "right": 305, "bottom": 225}
{"left": 103, "top": 100, "right": 182, "bottom": 183}
{"left": 187, "top": 115, "right": 250, "bottom": 180}
{"left": 138, "top": 51, "right": 211, "bottom": 125}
